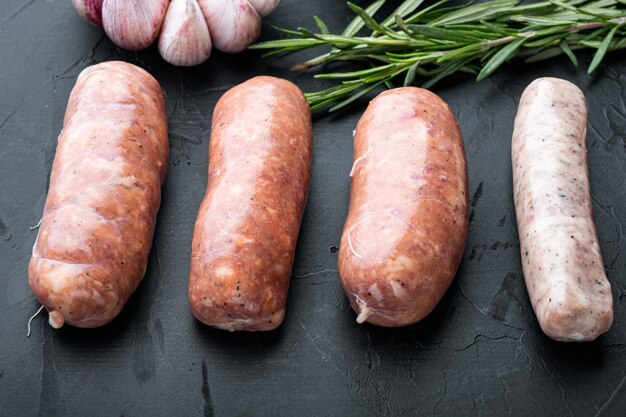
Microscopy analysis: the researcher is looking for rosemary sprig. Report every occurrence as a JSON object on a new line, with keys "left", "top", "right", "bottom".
{"left": 250, "top": 0, "right": 626, "bottom": 111}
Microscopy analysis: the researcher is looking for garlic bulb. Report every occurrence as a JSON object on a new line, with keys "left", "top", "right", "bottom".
{"left": 197, "top": 0, "right": 262, "bottom": 53}
{"left": 102, "top": 0, "right": 169, "bottom": 51}
{"left": 246, "top": 0, "right": 280, "bottom": 18}
{"left": 71, "top": 0, "right": 104, "bottom": 26}
{"left": 72, "top": 0, "right": 279, "bottom": 66}
{"left": 159, "top": 0, "right": 212, "bottom": 66}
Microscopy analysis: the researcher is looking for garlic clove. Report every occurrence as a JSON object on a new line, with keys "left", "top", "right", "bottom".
{"left": 102, "top": 0, "right": 169, "bottom": 51}
{"left": 159, "top": 0, "right": 212, "bottom": 66}
{"left": 246, "top": 0, "right": 280, "bottom": 18}
{"left": 198, "top": 0, "right": 261, "bottom": 53}
{"left": 72, "top": 0, "right": 104, "bottom": 27}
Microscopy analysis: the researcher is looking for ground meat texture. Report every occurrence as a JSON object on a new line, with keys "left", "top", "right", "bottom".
{"left": 338, "top": 87, "right": 469, "bottom": 327}
{"left": 28, "top": 61, "right": 169, "bottom": 329}
{"left": 188, "top": 76, "right": 312, "bottom": 332}
{"left": 512, "top": 77, "right": 613, "bottom": 342}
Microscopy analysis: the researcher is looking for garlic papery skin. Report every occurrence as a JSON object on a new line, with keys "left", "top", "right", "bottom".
{"left": 246, "top": 0, "right": 280, "bottom": 17}
{"left": 102, "top": 0, "right": 169, "bottom": 51}
{"left": 198, "top": 0, "right": 261, "bottom": 53}
{"left": 72, "top": 0, "right": 104, "bottom": 26}
{"left": 159, "top": 0, "right": 212, "bottom": 66}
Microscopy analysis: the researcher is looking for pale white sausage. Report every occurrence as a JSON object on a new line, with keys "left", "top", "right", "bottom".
{"left": 512, "top": 77, "right": 613, "bottom": 342}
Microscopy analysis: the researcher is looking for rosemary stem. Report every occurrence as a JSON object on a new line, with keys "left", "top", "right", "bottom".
{"left": 256, "top": 0, "right": 626, "bottom": 110}
{"left": 292, "top": 53, "right": 332, "bottom": 71}
{"left": 569, "top": 16, "right": 626, "bottom": 32}
{"left": 482, "top": 35, "right": 519, "bottom": 48}
{"left": 294, "top": 16, "right": 626, "bottom": 72}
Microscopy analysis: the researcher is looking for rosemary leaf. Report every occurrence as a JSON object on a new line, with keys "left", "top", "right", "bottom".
{"left": 342, "top": 0, "right": 387, "bottom": 36}
{"left": 270, "top": 26, "right": 306, "bottom": 37}
{"left": 480, "top": 20, "right": 517, "bottom": 35}
{"left": 477, "top": 37, "right": 526, "bottom": 80}
{"left": 511, "top": 15, "right": 579, "bottom": 24}
{"left": 523, "top": 31, "right": 570, "bottom": 47}
{"left": 407, "top": 24, "right": 485, "bottom": 41}
{"left": 436, "top": 43, "right": 481, "bottom": 63}
{"left": 315, "top": 64, "right": 397, "bottom": 79}
{"left": 588, "top": 22, "right": 623, "bottom": 72}
{"left": 560, "top": 40, "right": 580, "bottom": 64}
{"left": 404, "top": 61, "right": 421, "bottom": 85}
{"left": 347, "top": 2, "right": 405, "bottom": 39}
{"left": 382, "top": 0, "right": 426, "bottom": 27}
{"left": 431, "top": 0, "right": 519, "bottom": 26}
{"left": 313, "top": 16, "right": 332, "bottom": 35}
{"left": 525, "top": 45, "right": 566, "bottom": 61}
{"left": 407, "top": 1, "right": 467, "bottom": 23}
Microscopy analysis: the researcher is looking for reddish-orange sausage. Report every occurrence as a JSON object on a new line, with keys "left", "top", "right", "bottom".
{"left": 338, "top": 87, "right": 468, "bottom": 327}
{"left": 29, "top": 61, "right": 169, "bottom": 329}
{"left": 189, "top": 76, "right": 312, "bottom": 331}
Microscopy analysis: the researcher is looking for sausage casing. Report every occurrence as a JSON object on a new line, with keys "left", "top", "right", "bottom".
{"left": 338, "top": 87, "right": 469, "bottom": 327}
{"left": 188, "top": 76, "right": 312, "bottom": 331}
{"left": 28, "top": 61, "right": 169, "bottom": 329}
{"left": 512, "top": 77, "right": 613, "bottom": 341}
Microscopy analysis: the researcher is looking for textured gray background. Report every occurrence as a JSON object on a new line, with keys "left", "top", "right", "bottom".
{"left": 1, "top": 0, "right": 626, "bottom": 416}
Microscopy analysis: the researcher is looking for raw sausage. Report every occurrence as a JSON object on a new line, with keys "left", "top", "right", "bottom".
{"left": 29, "top": 61, "right": 169, "bottom": 329}
{"left": 338, "top": 87, "right": 468, "bottom": 327}
{"left": 513, "top": 78, "right": 613, "bottom": 341}
{"left": 189, "top": 76, "right": 312, "bottom": 331}
{"left": 512, "top": 77, "right": 613, "bottom": 341}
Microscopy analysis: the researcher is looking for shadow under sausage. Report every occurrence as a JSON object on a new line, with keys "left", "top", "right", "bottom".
{"left": 539, "top": 332, "right": 610, "bottom": 372}
{"left": 338, "top": 280, "right": 458, "bottom": 354}
{"left": 49, "top": 285, "right": 152, "bottom": 350}
{"left": 47, "top": 244, "right": 165, "bottom": 356}
{"left": 190, "top": 315, "right": 286, "bottom": 356}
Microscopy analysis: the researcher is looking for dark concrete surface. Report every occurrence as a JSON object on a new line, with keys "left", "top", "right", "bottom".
{"left": 1, "top": 1, "right": 626, "bottom": 416}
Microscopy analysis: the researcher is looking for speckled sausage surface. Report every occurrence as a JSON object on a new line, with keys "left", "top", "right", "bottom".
{"left": 28, "top": 61, "right": 169, "bottom": 329}
{"left": 512, "top": 77, "right": 613, "bottom": 342}
{"left": 189, "top": 76, "right": 312, "bottom": 332}
{"left": 338, "top": 87, "right": 468, "bottom": 327}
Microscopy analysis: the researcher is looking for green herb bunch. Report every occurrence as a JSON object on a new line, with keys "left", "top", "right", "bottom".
{"left": 250, "top": 0, "right": 626, "bottom": 111}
